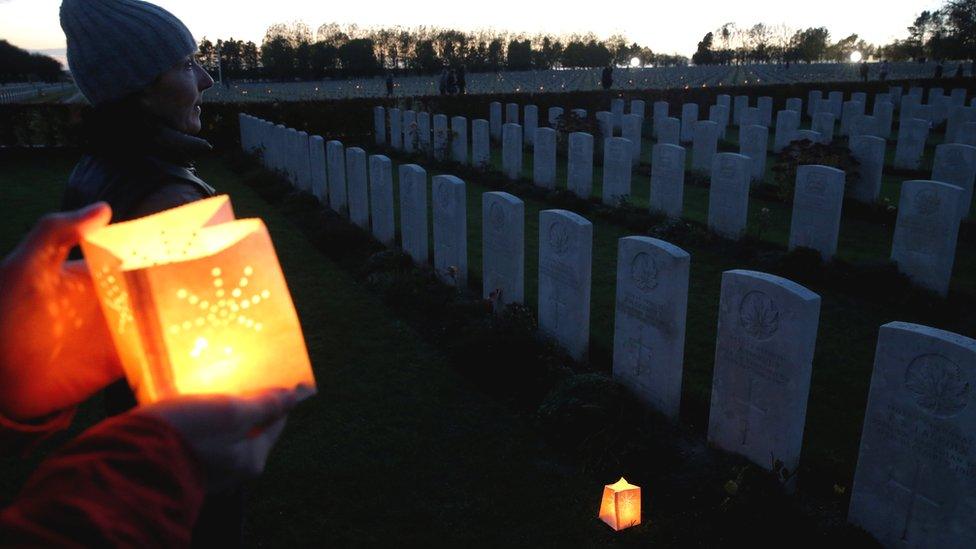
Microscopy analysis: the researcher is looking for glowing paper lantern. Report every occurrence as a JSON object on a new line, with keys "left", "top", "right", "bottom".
{"left": 81, "top": 195, "right": 316, "bottom": 404}
{"left": 598, "top": 477, "right": 641, "bottom": 531}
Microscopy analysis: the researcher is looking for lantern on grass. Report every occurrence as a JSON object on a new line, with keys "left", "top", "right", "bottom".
{"left": 80, "top": 195, "right": 316, "bottom": 404}
{"left": 598, "top": 477, "right": 641, "bottom": 531}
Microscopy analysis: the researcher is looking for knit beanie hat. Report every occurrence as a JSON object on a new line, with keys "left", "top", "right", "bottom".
{"left": 60, "top": 0, "right": 197, "bottom": 106}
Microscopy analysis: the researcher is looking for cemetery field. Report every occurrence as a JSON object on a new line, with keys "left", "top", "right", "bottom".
{"left": 360, "top": 142, "right": 975, "bottom": 490}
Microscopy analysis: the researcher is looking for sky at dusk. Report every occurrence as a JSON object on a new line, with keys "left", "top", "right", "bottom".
{"left": 0, "top": 0, "right": 939, "bottom": 64}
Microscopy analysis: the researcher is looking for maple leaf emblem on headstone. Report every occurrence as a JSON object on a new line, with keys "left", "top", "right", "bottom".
{"left": 904, "top": 354, "right": 970, "bottom": 417}
{"left": 738, "top": 291, "right": 779, "bottom": 340}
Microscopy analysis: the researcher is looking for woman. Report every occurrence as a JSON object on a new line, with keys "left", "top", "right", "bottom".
{"left": 61, "top": 0, "right": 216, "bottom": 224}
{"left": 58, "top": 0, "right": 239, "bottom": 544}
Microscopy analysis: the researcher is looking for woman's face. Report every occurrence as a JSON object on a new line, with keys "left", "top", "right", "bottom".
{"left": 141, "top": 55, "right": 214, "bottom": 134}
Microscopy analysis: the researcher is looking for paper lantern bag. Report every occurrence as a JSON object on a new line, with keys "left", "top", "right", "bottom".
{"left": 81, "top": 195, "right": 315, "bottom": 404}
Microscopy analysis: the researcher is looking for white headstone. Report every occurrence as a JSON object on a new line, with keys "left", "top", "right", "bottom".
{"left": 891, "top": 180, "right": 963, "bottom": 296}
{"left": 533, "top": 127, "right": 557, "bottom": 189}
{"left": 327, "top": 140, "right": 348, "bottom": 215}
{"left": 758, "top": 96, "right": 773, "bottom": 127}
{"left": 649, "top": 143, "right": 686, "bottom": 218}
{"left": 807, "top": 90, "right": 823, "bottom": 117}
{"left": 849, "top": 135, "right": 886, "bottom": 204}
{"left": 432, "top": 175, "right": 467, "bottom": 287}
{"left": 707, "top": 269, "right": 821, "bottom": 479}
{"left": 451, "top": 115, "right": 468, "bottom": 164}
{"left": 828, "top": 91, "right": 843, "bottom": 118}
{"left": 374, "top": 106, "right": 386, "bottom": 145}
{"left": 621, "top": 113, "right": 643, "bottom": 166}
{"left": 841, "top": 101, "right": 865, "bottom": 136}
{"left": 398, "top": 164, "right": 428, "bottom": 265}
{"left": 489, "top": 102, "right": 502, "bottom": 140}
{"left": 794, "top": 130, "right": 823, "bottom": 144}
{"left": 931, "top": 143, "right": 976, "bottom": 220}
{"left": 874, "top": 101, "right": 895, "bottom": 139}
{"left": 630, "top": 99, "right": 646, "bottom": 119}
{"left": 502, "top": 123, "right": 523, "bottom": 180}
{"left": 708, "top": 153, "right": 752, "bottom": 240}
{"left": 506, "top": 102, "right": 519, "bottom": 124}
{"left": 524, "top": 105, "right": 538, "bottom": 147}
{"left": 402, "top": 110, "right": 417, "bottom": 153}
{"left": 788, "top": 165, "right": 846, "bottom": 260}
{"left": 417, "top": 112, "right": 431, "bottom": 153}
{"left": 345, "top": 147, "right": 369, "bottom": 229}
{"left": 368, "top": 154, "right": 394, "bottom": 246}
{"left": 548, "top": 106, "right": 564, "bottom": 127}
{"left": 309, "top": 135, "right": 327, "bottom": 203}
{"left": 568, "top": 132, "right": 594, "bottom": 199}
{"left": 612, "top": 236, "right": 690, "bottom": 419}
{"left": 389, "top": 108, "right": 402, "bottom": 149}
{"left": 946, "top": 105, "right": 976, "bottom": 144}
{"left": 482, "top": 191, "right": 524, "bottom": 305}
{"left": 849, "top": 322, "right": 976, "bottom": 549}
{"left": 471, "top": 119, "right": 490, "bottom": 169}
{"left": 733, "top": 95, "right": 749, "bottom": 126}
{"left": 433, "top": 114, "right": 449, "bottom": 161}
{"left": 538, "top": 209, "right": 593, "bottom": 361}
{"left": 812, "top": 112, "right": 835, "bottom": 145}
{"left": 659, "top": 117, "right": 681, "bottom": 146}
{"left": 894, "top": 118, "right": 930, "bottom": 170}
{"left": 611, "top": 98, "right": 625, "bottom": 129}
{"left": 741, "top": 107, "right": 762, "bottom": 128}
{"left": 653, "top": 100, "right": 669, "bottom": 138}
{"left": 710, "top": 104, "right": 730, "bottom": 140}
{"left": 740, "top": 125, "right": 769, "bottom": 182}
{"left": 603, "top": 137, "right": 633, "bottom": 205}
{"left": 786, "top": 97, "right": 803, "bottom": 115}
{"left": 692, "top": 120, "right": 719, "bottom": 172}
{"left": 680, "top": 103, "right": 698, "bottom": 143}
{"left": 773, "top": 110, "right": 800, "bottom": 153}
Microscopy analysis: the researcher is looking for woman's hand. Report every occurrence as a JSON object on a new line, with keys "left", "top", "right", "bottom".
{"left": 0, "top": 203, "right": 122, "bottom": 421}
{"left": 137, "top": 387, "right": 308, "bottom": 492}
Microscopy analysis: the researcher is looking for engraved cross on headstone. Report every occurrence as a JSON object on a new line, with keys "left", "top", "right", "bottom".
{"left": 733, "top": 376, "right": 767, "bottom": 446}
{"left": 548, "top": 288, "right": 568, "bottom": 331}
{"left": 627, "top": 327, "right": 654, "bottom": 377}
{"left": 887, "top": 461, "right": 942, "bottom": 544}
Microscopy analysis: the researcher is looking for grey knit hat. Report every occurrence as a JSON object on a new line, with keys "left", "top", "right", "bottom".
{"left": 60, "top": 0, "right": 197, "bottom": 106}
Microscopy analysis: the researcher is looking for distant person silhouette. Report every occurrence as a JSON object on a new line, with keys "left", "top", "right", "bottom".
{"left": 879, "top": 60, "right": 889, "bottom": 81}
{"left": 859, "top": 61, "right": 869, "bottom": 82}
{"left": 935, "top": 61, "right": 944, "bottom": 79}
{"left": 458, "top": 65, "right": 467, "bottom": 95}
{"left": 439, "top": 68, "right": 448, "bottom": 95}
{"left": 447, "top": 69, "right": 458, "bottom": 95}
{"left": 601, "top": 65, "right": 613, "bottom": 90}
{"left": 954, "top": 63, "right": 963, "bottom": 78}
{"left": 385, "top": 73, "right": 394, "bottom": 97}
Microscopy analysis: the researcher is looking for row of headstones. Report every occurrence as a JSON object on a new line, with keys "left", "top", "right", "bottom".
{"left": 240, "top": 111, "right": 976, "bottom": 547}
{"left": 367, "top": 103, "right": 973, "bottom": 297}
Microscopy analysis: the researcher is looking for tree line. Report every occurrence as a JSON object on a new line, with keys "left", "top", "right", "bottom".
{"left": 0, "top": 40, "right": 63, "bottom": 83}
{"left": 197, "top": 23, "right": 688, "bottom": 81}
{"left": 692, "top": 0, "right": 975, "bottom": 65}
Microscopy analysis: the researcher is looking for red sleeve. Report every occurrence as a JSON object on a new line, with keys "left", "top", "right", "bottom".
{"left": 0, "top": 413, "right": 206, "bottom": 547}
{"left": 0, "top": 407, "right": 76, "bottom": 458}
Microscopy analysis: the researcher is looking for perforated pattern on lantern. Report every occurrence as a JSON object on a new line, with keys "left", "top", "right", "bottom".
{"left": 167, "top": 266, "right": 271, "bottom": 336}
{"left": 94, "top": 265, "right": 133, "bottom": 334}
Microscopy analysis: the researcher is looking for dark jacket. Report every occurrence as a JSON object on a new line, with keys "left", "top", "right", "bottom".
{"left": 62, "top": 126, "right": 216, "bottom": 223}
